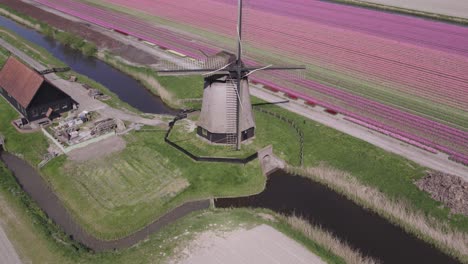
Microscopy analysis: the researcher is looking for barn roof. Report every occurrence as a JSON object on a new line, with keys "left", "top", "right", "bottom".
{"left": 0, "top": 56, "right": 44, "bottom": 108}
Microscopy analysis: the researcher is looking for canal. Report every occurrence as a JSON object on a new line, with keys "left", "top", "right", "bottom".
{"left": 216, "top": 171, "right": 460, "bottom": 264}
{"left": 0, "top": 151, "right": 210, "bottom": 251}
{"left": 0, "top": 14, "right": 174, "bottom": 114}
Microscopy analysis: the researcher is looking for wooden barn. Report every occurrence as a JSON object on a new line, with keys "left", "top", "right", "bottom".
{"left": 0, "top": 57, "right": 74, "bottom": 122}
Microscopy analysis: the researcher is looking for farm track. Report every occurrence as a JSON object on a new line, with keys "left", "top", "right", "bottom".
{"left": 25, "top": 0, "right": 468, "bottom": 163}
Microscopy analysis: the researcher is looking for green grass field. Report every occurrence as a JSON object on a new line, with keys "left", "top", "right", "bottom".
{"left": 41, "top": 128, "right": 263, "bottom": 239}
{"left": 167, "top": 108, "right": 302, "bottom": 164}
{"left": 0, "top": 163, "right": 344, "bottom": 263}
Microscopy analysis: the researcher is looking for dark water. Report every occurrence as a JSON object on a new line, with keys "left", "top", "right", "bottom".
{"left": 216, "top": 170, "right": 460, "bottom": 264}
{"left": 0, "top": 15, "right": 175, "bottom": 114}
{"left": 0, "top": 151, "right": 209, "bottom": 251}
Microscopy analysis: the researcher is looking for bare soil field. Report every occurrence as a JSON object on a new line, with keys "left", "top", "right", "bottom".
{"left": 362, "top": 0, "right": 468, "bottom": 19}
{"left": 172, "top": 224, "right": 326, "bottom": 264}
{"left": 67, "top": 135, "right": 126, "bottom": 162}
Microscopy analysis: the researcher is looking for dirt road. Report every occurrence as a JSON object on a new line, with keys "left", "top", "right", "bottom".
{"left": 173, "top": 224, "right": 325, "bottom": 264}
{"left": 0, "top": 225, "right": 22, "bottom": 264}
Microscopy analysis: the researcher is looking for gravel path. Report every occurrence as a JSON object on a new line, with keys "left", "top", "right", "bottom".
{"left": 0, "top": 226, "right": 22, "bottom": 264}
{"left": 361, "top": 0, "right": 468, "bottom": 19}
{"left": 173, "top": 224, "right": 325, "bottom": 264}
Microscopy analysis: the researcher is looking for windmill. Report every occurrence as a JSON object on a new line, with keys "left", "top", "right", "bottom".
{"left": 158, "top": 0, "right": 304, "bottom": 150}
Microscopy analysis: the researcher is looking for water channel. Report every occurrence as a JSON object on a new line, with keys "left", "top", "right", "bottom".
{"left": 0, "top": 14, "right": 174, "bottom": 114}
{"left": 216, "top": 170, "right": 459, "bottom": 263}
{"left": 0, "top": 13, "right": 461, "bottom": 264}
{"left": 0, "top": 151, "right": 210, "bottom": 251}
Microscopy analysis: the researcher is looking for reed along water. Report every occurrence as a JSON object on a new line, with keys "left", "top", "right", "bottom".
{"left": 216, "top": 170, "right": 460, "bottom": 264}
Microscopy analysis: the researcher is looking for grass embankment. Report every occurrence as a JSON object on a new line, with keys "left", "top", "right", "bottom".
{"left": 0, "top": 162, "right": 347, "bottom": 263}
{"left": 285, "top": 215, "right": 377, "bottom": 264}
{"left": 99, "top": 53, "right": 204, "bottom": 109}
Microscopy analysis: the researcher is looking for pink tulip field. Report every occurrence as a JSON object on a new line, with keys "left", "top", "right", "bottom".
{"left": 33, "top": 0, "right": 468, "bottom": 164}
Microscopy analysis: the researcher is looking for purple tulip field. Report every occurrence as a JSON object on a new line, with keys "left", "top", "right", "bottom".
{"left": 33, "top": 0, "right": 468, "bottom": 164}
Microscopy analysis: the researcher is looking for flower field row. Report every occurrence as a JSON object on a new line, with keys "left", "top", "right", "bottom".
{"left": 343, "top": 117, "right": 439, "bottom": 154}
{"left": 33, "top": 0, "right": 468, "bottom": 164}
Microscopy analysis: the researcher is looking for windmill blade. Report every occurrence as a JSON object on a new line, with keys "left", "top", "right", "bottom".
{"left": 157, "top": 68, "right": 223, "bottom": 73}
{"left": 157, "top": 71, "right": 228, "bottom": 76}
{"left": 245, "top": 66, "right": 306, "bottom": 71}
{"left": 245, "top": 66, "right": 307, "bottom": 82}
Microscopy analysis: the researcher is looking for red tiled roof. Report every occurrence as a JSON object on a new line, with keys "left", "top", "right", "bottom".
{"left": 0, "top": 57, "right": 44, "bottom": 108}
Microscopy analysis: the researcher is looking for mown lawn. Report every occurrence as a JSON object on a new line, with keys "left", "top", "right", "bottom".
{"left": 41, "top": 128, "right": 264, "bottom": 239}
{"left": 167, "top": 109, "right": 301, "bottom": 163}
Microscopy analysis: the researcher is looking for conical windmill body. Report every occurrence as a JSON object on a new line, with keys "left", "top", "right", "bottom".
{"left": 158, "top": 0, "right": 304, "bottom": 150}
{"left": 197, "top": 52, "right": 255, "bottom": 146}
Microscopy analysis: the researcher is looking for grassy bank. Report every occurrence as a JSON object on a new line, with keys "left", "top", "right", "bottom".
{"left": 287, "top": 165, "right": 468, "bottom": 262}
{"left": 99, "top": 53, "right": 204, "bottom": 109}
{"left": 0, "top": 161, "right": 348, "bottom": 263}
{"left": 284, "top": 215, "right": 377, "bottom": 264}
